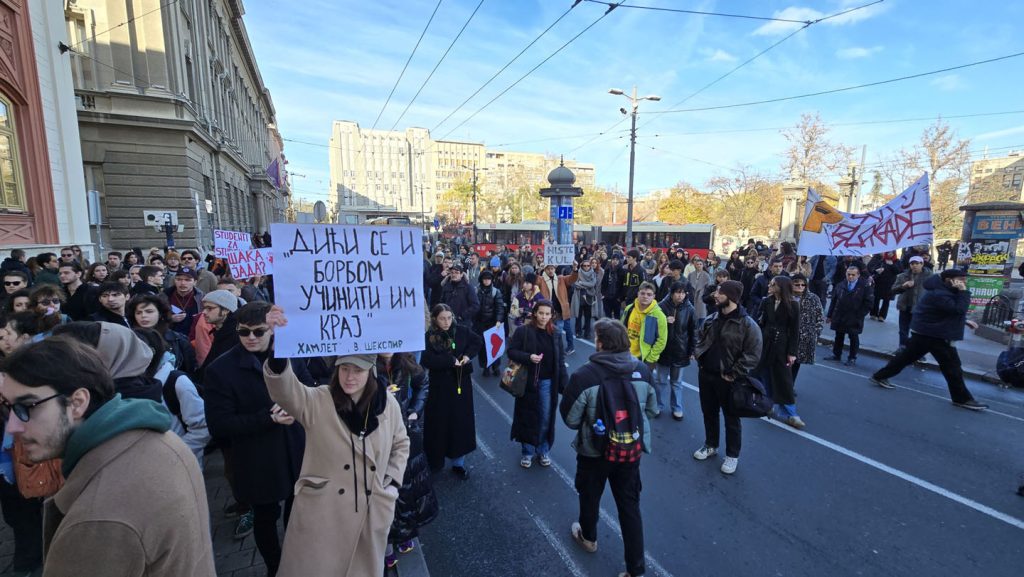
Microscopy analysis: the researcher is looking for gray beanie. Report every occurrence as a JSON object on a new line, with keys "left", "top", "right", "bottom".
{"left": 203, "top": 289, "right": 238, "bottom": 313}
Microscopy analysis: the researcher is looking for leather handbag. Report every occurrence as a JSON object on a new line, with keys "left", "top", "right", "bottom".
{"left": 728, "top": 375, "right": 773, "bottom": 419}
{"left": 13, "top": 436, "right": 64, "bottom": 498}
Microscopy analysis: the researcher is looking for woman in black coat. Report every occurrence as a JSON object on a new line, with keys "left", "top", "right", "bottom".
{"left": 378, "top": 353, "right": 437, "bottom": 570}
{"left": 756, "top": 276, "right": 802, "bottom": 428}
{"left": 506, "top": 300, "right": 567, "bottom": 469}
{"left": 825, "top": 264, "right": 874, "bottom": 366}
{"left": 867, "top": 252, "right": 901, "bottom": 321}
{"left": 420, "top": 303, "right": 482, "bottom": 479}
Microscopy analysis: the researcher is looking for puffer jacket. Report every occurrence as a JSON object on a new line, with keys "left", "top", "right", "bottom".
{"left": 657, "top": 295, "right": 696, "bottom": 368}
{"left": 694, "top": 305, "right": 762, "bottom": 380}
{"left": 475, "top": 282, "right": 505, "bottom": 326}
{"left": 440, "top": 278, "right": 479, "bottom": 325}
{"left": 911, "top": 275, "right": 970, "bottom": 341}
{"left": 559, "top": 351, "right": 657, "bottom": 458}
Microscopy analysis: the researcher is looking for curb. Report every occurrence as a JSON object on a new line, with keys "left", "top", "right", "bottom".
{"left": 817, "top": 336, "right": 1004, "bottom": 385}
{"left": 388, "top": 539, "right": 430, "bottom": 577}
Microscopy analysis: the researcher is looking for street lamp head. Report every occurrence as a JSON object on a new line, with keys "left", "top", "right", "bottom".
{"left": 608, "top": 88, "right": 625, "bottom": 96}
{"left": 644, "top": 95, "right": 661, "bottom": 101}
{"left": 619, "top": 107, "right": 628, "bottom": 116}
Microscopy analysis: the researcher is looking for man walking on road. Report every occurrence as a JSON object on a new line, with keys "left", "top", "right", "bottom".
{"left": 870, "top": 269, "right": 988, "bottom": 410}
{"left": 560, "top": 318, "right": 657, "bottom": 577}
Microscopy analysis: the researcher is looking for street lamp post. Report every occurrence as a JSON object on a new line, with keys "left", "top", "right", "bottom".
{"left": 461, "top": 162, "right": 486, "bottom": 244}
{"left": 609, "top": 86, "right": 660, "bottom": 248}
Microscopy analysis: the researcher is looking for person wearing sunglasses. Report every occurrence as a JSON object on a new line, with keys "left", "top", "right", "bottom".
{"left": 195, "top": 290, "right": 239, "bottom": 382}
{"left": 0, "top": 271, "right": 29, "bottom": 312}
{"left": 0, "top": 336, "right": 216, "bottom": 576}
{"left": 204, "top": 302, "right": 314, "bottom": 576}
{"left": 27, "top": 285, "right": 68, "bottom": 337}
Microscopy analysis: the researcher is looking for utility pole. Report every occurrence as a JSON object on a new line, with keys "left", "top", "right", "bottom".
{"left": 609, "top": 86, "right": 661, "bottom": 248}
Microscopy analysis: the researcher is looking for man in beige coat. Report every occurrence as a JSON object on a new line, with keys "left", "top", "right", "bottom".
{"left": 263, "top": 306, "right": 410, "bottom": 577}
{"left": 0, "top": 336, "right": 215, "bottom": 577}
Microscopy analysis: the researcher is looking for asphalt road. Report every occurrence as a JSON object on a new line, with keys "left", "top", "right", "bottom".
{"left": 418, "top": 338, "right": 1024, "bottom": 577}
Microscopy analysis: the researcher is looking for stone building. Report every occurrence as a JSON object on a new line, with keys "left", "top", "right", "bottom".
{"left": 968, "top": 151, "right": 1024, "bottom": 204}
{"left": 0, "top": 0, "right": 92, "bottom": 256}
{"left": 65, "top": 0, "right": 286, "bottom": 252}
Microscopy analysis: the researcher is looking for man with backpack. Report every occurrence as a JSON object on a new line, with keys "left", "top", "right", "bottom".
{"left": 560, "top": 318, "right": 658, "bottom": 577}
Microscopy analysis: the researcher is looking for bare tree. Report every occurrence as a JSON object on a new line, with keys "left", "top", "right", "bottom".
{"left": 781, "top": 112, "right": 856, "bottom": 185}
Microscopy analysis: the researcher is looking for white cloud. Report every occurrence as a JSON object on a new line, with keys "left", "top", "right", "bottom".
{"left": 753, "top": 3, "right": 888, "bottom": 36}
{"left": 974, "top": 125, "right": 1024, "bottom": 141}
{"left": 929, "top": 74, "right": 965, "bottom": 92}
{"left": 836, "top": 45, "right": 883, "bottom": 59}
{"left": 703, "top": 48, "right": 737, "bottom": 63}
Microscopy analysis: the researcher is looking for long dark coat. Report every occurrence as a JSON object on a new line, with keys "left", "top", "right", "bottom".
{"left": 204, "top": 345, "right": 313, "bottom": 504}
{"left": 506, "top": 324, "right": 568, "bottom": 448}
{"left": 757, "top": 296, "right": 800, "bottom": 404}
{"left": 420, "top": 325, "right": 482, "bottom": 470}
{"left": 827, "top": 279, "right": 874, "bottom": 335}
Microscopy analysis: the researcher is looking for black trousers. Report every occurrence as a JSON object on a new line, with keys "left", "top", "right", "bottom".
{"left": 603, "top": 297, "right": 622, "bottom": 321}
{"left": 0, "top": 478, "right": 42, "bottom": 572}
{"left": 871, "top": 295, "right": 891, "bottom": 319}
{"left": 474, "top": 321, "right": 494, "bottom": 369}
{"left": 575, "top": 455, "right": 645, "bottom": 576}
{"left": 253, "top": 497, "right": 294, "bottom": 577}
{"left": 576, "top": 304, "right": 593, "bottom": 338}
{"left": 698, "top": 368, "right": 742, "bottom": 458}
{"left": 832, "top": 330, "right": 860, "bottom": 359}
{"left": 873, "top": 333, "right": 975, "bottom": 404}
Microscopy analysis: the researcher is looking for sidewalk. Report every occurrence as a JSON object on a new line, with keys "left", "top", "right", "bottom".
{"left": 818, "top": 311, "right": 1006, "bottom": 384}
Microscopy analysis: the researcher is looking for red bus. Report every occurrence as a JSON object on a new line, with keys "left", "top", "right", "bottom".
{"left": 471, "top": 222, "right": 715, "bottom": 258}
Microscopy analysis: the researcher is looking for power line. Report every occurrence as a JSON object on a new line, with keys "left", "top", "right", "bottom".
{"left": 61, "top": 45, "right": 153, "bottom": 89}
{"left": 371, "top": 0, "right": 444, "bottom": 130}
{"left": 581, "top": 0, "right": 824, "bottom": 23}
{"left": 70, "top": 0, "right": 181, "bottom": 49}
{"left": 438, "top": 2, "right": 620, "bottom": 141}
{"left": 656, "top": 49, "right": 1024, "bottom": 115}
{"left": 431, "top": 3, "right": 578, "bottom": 133}
{"left": 389, "top": 0, "right": 487, "bottom": 132}
{"left": 490, "top": 128, "right": 631, "bottom": 148}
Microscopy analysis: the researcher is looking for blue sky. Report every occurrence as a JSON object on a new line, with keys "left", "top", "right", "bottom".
{"left": 243, "top": 0, "right": 1024, "bottom": 203}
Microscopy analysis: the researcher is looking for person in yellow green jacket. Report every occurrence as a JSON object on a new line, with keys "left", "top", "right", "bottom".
{"left": 621, "top": 281, "right": 668, "bottom": 367}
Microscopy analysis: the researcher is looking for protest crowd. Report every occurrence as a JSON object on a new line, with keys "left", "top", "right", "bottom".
{"left": 0, "top": 227, "right": 992, "bottom": 577}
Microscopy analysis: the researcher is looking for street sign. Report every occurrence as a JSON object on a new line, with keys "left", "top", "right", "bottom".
{"left": 143, "top": 210, "right": 178, "bottom": 227}
{"left": 433, "top": 217, "right": 440, "bottom": 230}
{"left": 971, "top": 212, "right": 1023, "bottom": 239}
{"left": 558, "top": 206, "right": 574, "bottom": 219}
{"left": 313, "top": 200, "right": 327, "bottom": 222}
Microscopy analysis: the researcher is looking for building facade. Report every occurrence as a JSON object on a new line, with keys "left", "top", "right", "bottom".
{"left": 328, "top": 120, "right": 596, "bottom": 224}
{"left": 65, "top": 0, "right": 287, "bottom": 252}
{"left": 968, "top": 151, "right": 1024, "bottom": 204}
{"left": 0, "top": 0, "right": 91, "bottom": 256}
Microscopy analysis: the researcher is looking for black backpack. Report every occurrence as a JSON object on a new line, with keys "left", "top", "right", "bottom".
{"left": 593, "top": 367, "right": 645, "bottom": 463}
{"left": 163, "top": 370, "right": 203, "bottom": 432}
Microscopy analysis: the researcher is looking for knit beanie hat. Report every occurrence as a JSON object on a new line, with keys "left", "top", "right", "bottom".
{"left": 718, "top": 280, "right": 744, "bottom": 304}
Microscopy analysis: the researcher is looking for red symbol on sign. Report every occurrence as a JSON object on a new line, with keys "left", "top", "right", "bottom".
{"left": 489, "top": 333, "right": 503, "bottom": 357}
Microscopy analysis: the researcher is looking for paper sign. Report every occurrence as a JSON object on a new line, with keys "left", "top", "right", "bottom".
{"left": 214, "top": 229, "right": 252, "bottom": 258}
{"left": 483, "top": 324, "right": 506, "bottom": 367}
{"left": 967, "top": 276, "right": 1004, "bottom": 312}
{"left": 543, "top": 243, "right": 575, "bottom": 266}
{"left": 271, "top": 223, "right": 425, "bottom": 357}
{"left": 965, "top": 239, "right": 1010, "bottom": 277}
{"left": 228, "top": 248, "right": 274, "bottom": 280}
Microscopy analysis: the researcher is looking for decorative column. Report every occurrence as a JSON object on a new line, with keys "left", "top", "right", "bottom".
{"left": 779, "top": 169, "right": 805, "bottom": 243}
{"left": 539, "top": 158, "right": 583, "bottom": 246}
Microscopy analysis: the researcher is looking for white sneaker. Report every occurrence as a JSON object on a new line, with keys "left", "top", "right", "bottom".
{"left": 720, "top": 457, "right": 738, "bottom": 474}
{"left": 693, "top": 446, "right": 718, "bottom": 460}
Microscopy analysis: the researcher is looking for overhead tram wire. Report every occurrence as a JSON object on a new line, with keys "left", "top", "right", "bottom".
{"left": 70, "top": 0, "right": 181, "bottom": 50}
{"left": 372, "top": 0, "right": 444, "bottom": 129}
{"left": 582, "top": 0, "right": 819, "bottom": 23}
{"left": 655, "top": 49, "right": 1024, "bottom": 115}
{"left": 637, "top": 0, "right": 885, "bottom": 132}
{"left": 437, "top": 2, "right": 621, "bottom": 141}
{"left": 388, "top": 0, "right": 487, "bottom": 132}
{"left": 431, "top": 2, "right": 579, "bottom": 133}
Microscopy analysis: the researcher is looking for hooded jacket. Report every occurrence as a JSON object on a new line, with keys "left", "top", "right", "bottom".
{"left": 264, "top": 360, "right": 409, "bottom": 577}
{"left": 96, "top": 322, "right": 163, "bottom": 402}
{"left": 621, "top": 298, "right": 668, "bottom": 363}
{"left": 43, "top": 395, "right": 215, "bottom": 577}
{"left": 910, "top": 275, "right": 970, "bottom": 341}
{"left": 475, "top": 279, "right": 505, "bottom": 326}
{"left": 559, "top": 351, "right": 657, "bottom": 458}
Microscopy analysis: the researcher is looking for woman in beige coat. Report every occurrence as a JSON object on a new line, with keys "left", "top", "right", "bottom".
{"left": 263, "top": 307, "right": 410, "bottom": 577}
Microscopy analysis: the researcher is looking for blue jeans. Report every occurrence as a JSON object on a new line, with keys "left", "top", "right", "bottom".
{"left": 654, "top": 365, "right": 685, "bottom": 414}
{"left": 560, "top": 318, "right": 575, "bottom": 351}
{"left": 898, "top": 310, "right": 912, "bottom": 348}
{"left": 521, "top": 379, "right": 552, "bottom": 457}
{"left": 774, "top": 403, "right": 799, "bottom": 418}
{"left": 449, "top": 456, "right": 465, "bottom": 468}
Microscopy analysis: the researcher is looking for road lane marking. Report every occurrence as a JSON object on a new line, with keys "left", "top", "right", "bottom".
{"left": 474, "top": 379, "right": 674, "bottom": 577}
{"left": 526, "top": 505, "right": 587, "bottom": 577}
{"left": 573, "top": 339, "right": 1024, "bottom": 531}
{"left": 476, "top": 435, "right": 495, "bottom": 459}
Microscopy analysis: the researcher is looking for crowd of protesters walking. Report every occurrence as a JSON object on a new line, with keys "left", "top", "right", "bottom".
{"left": 0, "top": 231, "right": 987, "bottom": 577}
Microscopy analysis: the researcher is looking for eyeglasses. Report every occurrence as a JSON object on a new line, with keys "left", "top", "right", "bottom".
{"left": 61, "top": 253, "right": 74, "bottom": 258}
{"left": 792, "top": 283, "right": 807, "bottom": 287}
{"left": 237, "top": 327, "right": 269, "bottom": 338}
{"left": 4, "top": 281, "right": 22, "bottom": 286}
{"left": 2, "top": 393, "right": 63, "bottom": 422}
{"left": 37, "top": 298, "right": 61, "bottom": 306}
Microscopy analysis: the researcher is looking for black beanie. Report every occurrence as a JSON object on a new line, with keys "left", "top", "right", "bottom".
{"left": 718, "top": 280, "right": 744, "bottom": 304}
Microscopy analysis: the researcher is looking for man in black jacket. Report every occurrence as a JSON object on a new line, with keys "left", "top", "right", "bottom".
{"left": 474, "top": 270, "right": 505, "bottom": 375}
{"left": 692, "top": 280, "right": 762, "bottom": 475}
{"left": 871, "top": 269, "right": 987, "bottom": 410}
{"left": 601, "top": 254, "right": 622, "bottom": 320}
{"left": 197, "top": 289, "right": 239, "bottom": 379}
{"left": 656, "top": 280, "right": 696, "bottom": 420}
{"left": 59, "top": 261, "right": 98, "bottom": 321}
{"left": 91, "top": 282, "right": 130, "bottom": 327}
{"left": 441, "top": 263, "right": 479, "bottom": 328}
{"left": 620, "top": 250, "right": 646, "bottom": 312}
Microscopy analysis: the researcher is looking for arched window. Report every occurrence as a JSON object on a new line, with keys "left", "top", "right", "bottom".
{"left": 0, "top": 95, "right": 25, "bottom": 211}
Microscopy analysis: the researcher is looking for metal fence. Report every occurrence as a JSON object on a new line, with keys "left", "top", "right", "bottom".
{"left": 982, "top": 295, "right": 1013, "bottom": 330}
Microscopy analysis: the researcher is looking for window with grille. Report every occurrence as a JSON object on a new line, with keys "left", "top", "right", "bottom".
{"left": 0, "top": 96, "right": 25, "bottom": 212}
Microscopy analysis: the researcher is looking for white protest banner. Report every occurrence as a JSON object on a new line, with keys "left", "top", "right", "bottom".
{"left": 797, "top": 173, "right": 933, "bottom": 256}
{"left": 542, "top": 243, "right": 575, "bottom": 266}
{"left": 271, "top": 223, "right": 425, "bottom": 357}
{"left": 228, "top": 248, "right": 274, "bottom": 279}
{"left": 483, "top": 324, "right": 506, "bottom": 367}
{"left": 214, "top": 229, "right": 252, "bottom": 258}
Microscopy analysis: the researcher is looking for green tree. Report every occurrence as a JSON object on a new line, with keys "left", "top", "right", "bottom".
{"left": 437, "top": 179, "right": 474, "bottom": 224}
{"left": 657, "top": 181, "right": 716, "bottom": 224}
